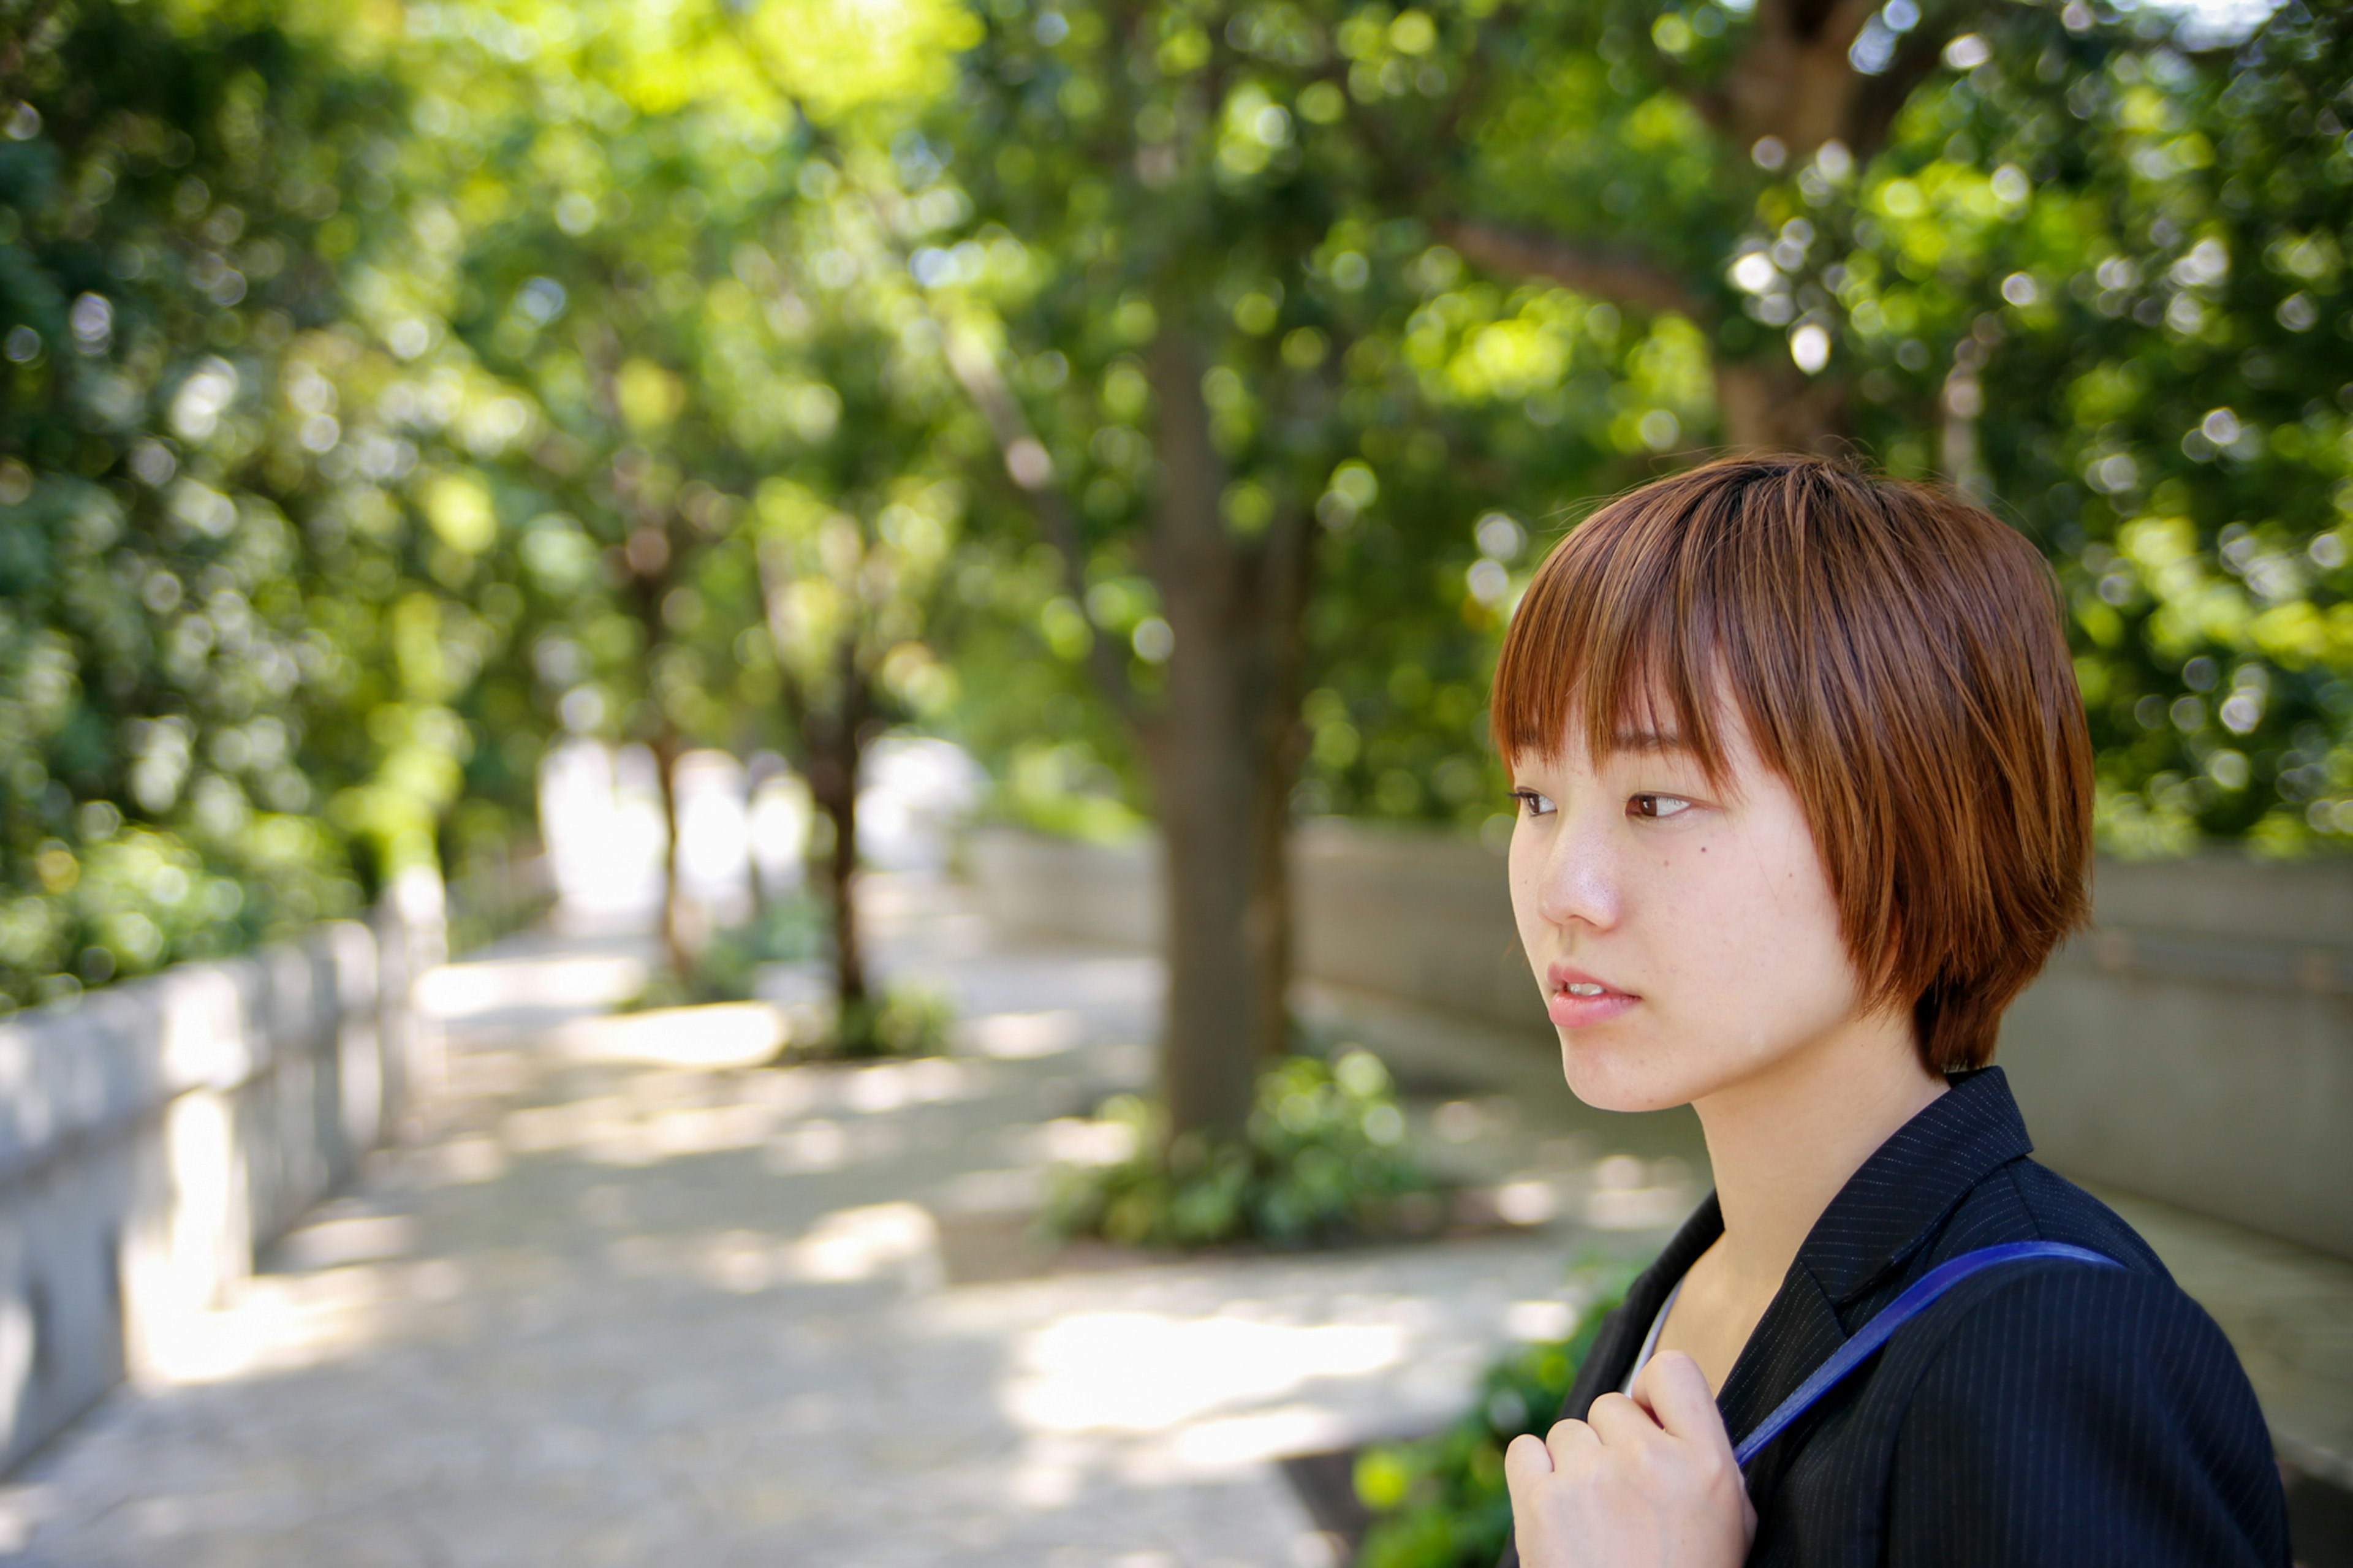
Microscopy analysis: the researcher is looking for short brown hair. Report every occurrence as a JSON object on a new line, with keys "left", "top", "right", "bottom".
{"left": 1490, "top": 455, "right": 2093, "bottom": 1073}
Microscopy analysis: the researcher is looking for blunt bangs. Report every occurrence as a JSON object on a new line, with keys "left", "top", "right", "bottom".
{"left": 1489, "top": 455, "right": 2094, "bottom": 1074}
{"left": 1489, "top": 469, "right": 1747, "bottom": 790}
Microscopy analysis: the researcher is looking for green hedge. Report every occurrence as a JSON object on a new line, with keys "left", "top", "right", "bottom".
{"left": 1354, "top": 1269, "right": 1634, "bottom": 1568}
{"left": 1045, "top": 1049, "right": 1441, "bottom": 1249}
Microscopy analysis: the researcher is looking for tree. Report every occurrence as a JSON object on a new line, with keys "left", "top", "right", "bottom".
{"left": 1953, "top": 3, "right": 2353, "bottom": 851}
{"left": 0, "top": 0, "right": 477, "bottom": 1010}
{"left": 929, "top": 0, "right": 1639, "bottom": 1135}
{"left": 1355, "top": 0, "right": 2353, "bottom": 846}
{"left": 8, "top": 0, "right": 2341, "bottom": 1069}
{"left": 1348, "top": 0, "right": 2060, "bottom": 452}
{"left": 934, "top": 0, "right": 1420, "bottom": 1137}
{"left": 377, "top": 0, "right": 984, "bottom": 1012}
{"left": 705, "top": 162, "right": 976, "bottom": 1021}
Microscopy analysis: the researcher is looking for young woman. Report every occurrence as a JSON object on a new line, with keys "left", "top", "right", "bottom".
{"left": 1490, "top": 456, "right": 2288, "bottom": 1567}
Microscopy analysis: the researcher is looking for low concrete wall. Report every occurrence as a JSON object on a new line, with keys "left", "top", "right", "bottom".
{"left": 968, "top": 832, "right": 1160, "bottom": 953}
{"left": 0, "top": 870, "right": 444, "bottom": 1472}
{"left": 1998, "top": 857, "right": 2353, "bottom": 1262}
{"left": 970, "top": 825, "right": 2353, "bottom": 1260}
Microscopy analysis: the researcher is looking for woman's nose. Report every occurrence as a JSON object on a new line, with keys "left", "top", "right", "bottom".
{"left": 1534, "top": 809, "right": 1621, "bottom": 931}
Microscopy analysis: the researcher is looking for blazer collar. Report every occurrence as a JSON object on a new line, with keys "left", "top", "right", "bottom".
{"left": 1566, "top": 1190, "right": 1726, "bottom": 1420}
{"left": 1792, "top": 1066, "right": 2034, "bottom": 1306}
{"left": 1708, "top": 1066, "right": 2034, "bottom": 1462}
{"left": 1570, "top": 1069, "right": 2036, "bottom": 1444}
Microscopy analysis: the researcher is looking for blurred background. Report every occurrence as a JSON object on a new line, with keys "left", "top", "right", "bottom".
{"left": 1, "top": 0, "right": 2350, "bottom": 1562}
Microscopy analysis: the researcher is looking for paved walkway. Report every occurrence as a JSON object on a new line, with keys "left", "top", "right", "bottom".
{"left": 0, "top": 882, "right": 1692, "bottom": 1566}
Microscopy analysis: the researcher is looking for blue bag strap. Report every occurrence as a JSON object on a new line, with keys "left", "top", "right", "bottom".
{"left": 1732, "top": 1240, "right": 2123, "bottom": 1467}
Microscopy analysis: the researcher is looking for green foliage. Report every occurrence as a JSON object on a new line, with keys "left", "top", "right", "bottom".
{"left": 987, "top": 738, "right": 1150, "bottom": 843}
{"left": 611, "top": 894, "right": 952, "bottom": 1059}
{"left": 8, "top": 0, "right": 2351, "bottom": 1022}
{"left": 1358, "top": 1, "right": 2353, "bottom": 851}
{"left": 1822, "top": 6, "right": 2353, "bottom": 851}
{"left": 620, "top": 898, "right": 821, "bottom": 1009}
{"left": 375, "top": 0, "right": 996, "bottom": 777}
{"left": 708, "top": 897, "right": 825, "bottom": 987}
{"left": 928, "top": 0, "right": 1696, "bottom": 836}
{"left": 1354, "top": 1269, "right": 1635, "bottom": 1568}
{"left": 829, "top": 982, "right": 957, "bottom": 1060}
{"left": 610, "top": 896, "right": 952, "bottom": 1059}
{"left": 1946, "top": 25, "right": 2332, "bottom": 850}
{"left": 0, "top": 0, "right": 448, "bottom": 1011}
{"left": 617, "top": 963, "right": 749, "bottom": 1014}
{"left": 637, "top": 978, "right": 950, "bottom": 1060}
{"left": 915, "top": 0, "right": 2353, "bottom": 856}
{"left": 1045, "top": 1049, "right": 1439, "bottom": 1248}
{"left": 376, "top": 1, "right": 1004, "bottom": 1008}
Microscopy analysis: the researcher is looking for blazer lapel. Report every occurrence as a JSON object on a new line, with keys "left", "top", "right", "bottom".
{"left": 1508, "top": 1073, "right": 2041, "bottom": 1568}
{"left": 1562, "top": 1192, "right": 1726, "bottom": 1420}
{"left": 1708, "top": 1069, "right": 2039, "bottom": 1483}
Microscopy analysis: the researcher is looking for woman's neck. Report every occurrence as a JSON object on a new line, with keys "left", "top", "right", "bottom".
{"left": 1692, "top": 1013, "right": 1948, "bottom": 1298}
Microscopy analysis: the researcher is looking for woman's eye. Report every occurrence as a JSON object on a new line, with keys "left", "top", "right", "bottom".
{"left": 1628, "top": 793, "right": 1693, "bottom": 820}
{"left": 1512, "top": 789, "right": 1556, "bottom": 817}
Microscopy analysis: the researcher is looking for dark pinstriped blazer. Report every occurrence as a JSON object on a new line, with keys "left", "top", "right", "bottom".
{"left": 1499, "top": 1067, "right": 2290, "bottom": 1567}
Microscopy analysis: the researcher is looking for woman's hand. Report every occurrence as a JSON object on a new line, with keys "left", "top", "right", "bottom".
{"left": 1504, "top": 1350, "right": 1757, "bottom": 1568}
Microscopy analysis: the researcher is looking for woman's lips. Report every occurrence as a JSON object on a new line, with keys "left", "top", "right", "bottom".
{"left": 1547, "top": 988, "right": 1639, "bottom": 1028}
{"left": 1545, "top": 966, "right": 1639, "bottom": 1028}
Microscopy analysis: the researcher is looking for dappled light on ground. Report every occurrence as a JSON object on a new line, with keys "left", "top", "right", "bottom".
{"left": 414, "top": 952, "right": 651, "bottom": 1025}
{"left": 1007, "top": 1312, "right": 1408, "bottom": 1434}
{"left": 789, "top": 1203, "right": 944, "bottom": 1285}
{"left": 962, "top": 1009, "right": 1087, "bottom": 1059}
{"left": 143, "top": 1238, "right": 467, "bottom": 1391}
{"left": 554, "top": 1004, "right": 787, "bottom": 1069}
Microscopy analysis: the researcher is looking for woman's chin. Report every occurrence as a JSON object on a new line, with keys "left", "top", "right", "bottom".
{"left": 1557, "top": 1036, "right": 1697, "bottom": 1114}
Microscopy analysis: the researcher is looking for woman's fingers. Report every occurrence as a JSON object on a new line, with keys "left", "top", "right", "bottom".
{"left": 1631, "top": 1351, "right": 1757, "bottom": 1551}
{"left": 1545, "top": 1417, "right": 1600, "bottom": 1460}
{"left": 1582, "top": 1392, "right": 1659, "bottom": 1448}
{"left": 1631, "top": 1352, "right": 1735, "bottom": 1454}
{"left": 1504, "top": 1430, "right": 1556, "bottom": 1490}
{"left": 1539, "top": 1417, "right": 1601, "bottom": 1470}
{"left": 1508, "top": 1392, "right": 1752, "bottom": 1568}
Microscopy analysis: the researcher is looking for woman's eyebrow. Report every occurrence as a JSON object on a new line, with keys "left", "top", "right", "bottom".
{"left": 1610, "top": 729, "right": 1690, "bottom": 754}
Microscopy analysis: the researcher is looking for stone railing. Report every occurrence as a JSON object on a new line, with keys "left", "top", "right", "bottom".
{"left": 0, "top": 869, "right": 445, "bottom": 1473}
{"left": 969, "top": 824, "right": 2353, "bottom": 1261}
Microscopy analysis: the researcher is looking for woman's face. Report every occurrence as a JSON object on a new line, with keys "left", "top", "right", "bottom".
{"left": 1506, "top": 700, "right": 1883, "bottom": 1113}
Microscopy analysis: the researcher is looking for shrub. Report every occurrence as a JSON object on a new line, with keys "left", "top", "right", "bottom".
{"left": 1044, "top": 1048, "right": 1441, "bottom": 1249}
{"left": 705, "top": 899, "right": 823, "bottom": 983}
{"left": 620, "top": 960, "right": 745, "bottom": 1012}
{"left": 1353, "top": 1268, "right": 1634, "bottom": 1568}
{"left": 621, "top": 900, "right": 821, "bottom": 1012}
{"left": 828, "top": 982, "right": 957, "bottom": 1059}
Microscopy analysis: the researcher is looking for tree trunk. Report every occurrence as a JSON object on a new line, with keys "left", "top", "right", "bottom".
{"left": 742, "top": 751, "right": 778, "bottom": 922}
{"left": 619, "top": 515, "right": 699, "bottom": 981}
{"left": 1142, "top": 322, "right": 1314, "bottom": 1141}
{"left": 815, "top": 742, "right": 866, "bottom": 1010}
{"left": 1439, "top": 0, "right": 1994, "bottom": 461}
{"left": 1714, "top": 358, "right": 1851, "bottom": 453}
{"left": 801, "top": 662, "right": 870, "bottom": 1013}
{"left": 941, "top": 295, "right": 1316, "bottom": 1142}
{"left": 757, "top": 540, "right": 870, "bottom": 1013}
{"left": 648, "top": 723, "right": 697, "bottom": 981}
